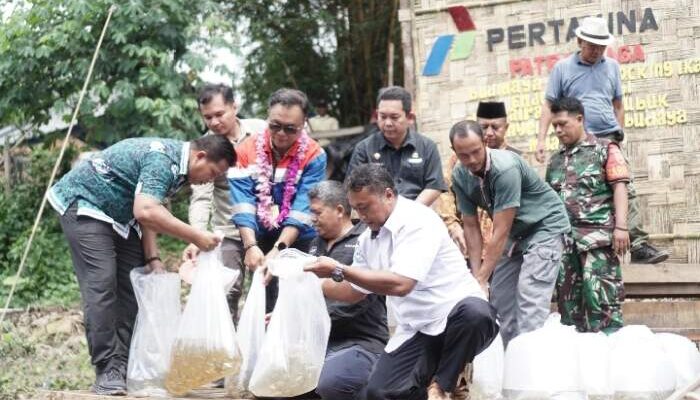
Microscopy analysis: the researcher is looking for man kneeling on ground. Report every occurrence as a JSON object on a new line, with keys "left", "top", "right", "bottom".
{"left": 305, "top": 164, "right": 499, "bottom": 400}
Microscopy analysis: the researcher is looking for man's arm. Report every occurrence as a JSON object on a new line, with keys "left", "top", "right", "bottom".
{"left": 305, "top": 257, "right": 417, "bottom": 297}
{"left": 536, "top": 99, "right": 554, "bottom": 163}
{"left": 321, "top": 279, "right": 367, "bottom": 303}
{"left": 183, "top": 182, "right": 215, "bottom": 261}
{"left": 462, "top": 213, "right": 483, "bottom": 270}
{"left": 612, "top": 182, "right": 630, "bottom": 255}
{"left": 473, "top": 208, "right": 516, "bottom": 284}
{"left": 613, "top": 97, "right": 625, "bottom": 128}
{"left": 140, "top": 226, "right": 166, "bottom": 273}
{"left": 133, "top": 195, "right": 220, "bottom": 251}
{"left": 415, "top": 188, "right": 442, "bottom": 207}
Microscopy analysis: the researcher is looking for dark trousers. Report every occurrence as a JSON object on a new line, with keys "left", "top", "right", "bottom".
{"left": 364, "top": 297, "right": 498, "bottom": 400}
{"left": 58, "top": 205, "right": 144, "bottom": 373}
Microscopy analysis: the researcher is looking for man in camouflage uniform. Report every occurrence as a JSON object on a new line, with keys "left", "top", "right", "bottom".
{"left": 545, "top": 97, "right": 630, "bottom": 333}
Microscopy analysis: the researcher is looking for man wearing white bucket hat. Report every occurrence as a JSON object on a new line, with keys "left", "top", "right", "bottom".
{"left": 536, "top": 16, "right": 669, "bottom": 265}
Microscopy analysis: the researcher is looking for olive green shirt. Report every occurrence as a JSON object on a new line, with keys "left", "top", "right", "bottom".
{"left": 452, "top": 149, "right": 570, "bottom": 252}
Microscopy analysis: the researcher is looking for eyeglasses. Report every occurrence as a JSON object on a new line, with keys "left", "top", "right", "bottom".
{"left": 268, "top": 122, "right": 302, "bottom": 135}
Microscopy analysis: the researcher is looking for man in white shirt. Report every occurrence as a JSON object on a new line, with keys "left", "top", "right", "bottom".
{"left": 305, "top": 163, "right": 498, "bottom": 400}
{"left": 308, "top": 99, "right": 340, "bottom": 132}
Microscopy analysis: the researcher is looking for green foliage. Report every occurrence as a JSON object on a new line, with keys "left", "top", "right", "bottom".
{"left": 0, "top": 145, "right": 80, "bottom": 307}
{"left": 228, "top": 0, "right": 403, "bottom": 126}
{"left": 0, "top": 0, "right": 238, "bottom": 144}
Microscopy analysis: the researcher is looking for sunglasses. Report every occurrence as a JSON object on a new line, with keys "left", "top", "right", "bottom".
{"left": 268, "top": 122, "right": 302, "bottom": 135}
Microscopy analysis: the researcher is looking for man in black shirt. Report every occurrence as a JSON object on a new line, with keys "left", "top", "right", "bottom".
{"left": 308, "top": 181, "right": 388, "bottom": 400}
{"left": 347, "top": 86, "right": 447, "bottom": 206}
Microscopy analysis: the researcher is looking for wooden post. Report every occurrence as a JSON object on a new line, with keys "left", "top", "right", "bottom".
{"left": 398, "top": 0, "right": 415, "bottom": 99}
{"left": 3, "top": 137, "right": 10, "bottom": 192}
{"left": 387, "top": 41, "right": 395, "bottom": 86}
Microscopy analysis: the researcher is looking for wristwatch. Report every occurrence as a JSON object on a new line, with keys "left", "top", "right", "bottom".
{"left": 330, "top": 261, "right": 345, "bottom": 282}
{"left": 275, "top": 241, "right": 288, "bottom": 251}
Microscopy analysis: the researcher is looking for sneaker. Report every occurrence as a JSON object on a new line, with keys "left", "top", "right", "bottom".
{"left": 93, "top": 368, "right": 127, "bottom": 396}
{"left": 631, "top": 243, "right": 669, "bottom": 264}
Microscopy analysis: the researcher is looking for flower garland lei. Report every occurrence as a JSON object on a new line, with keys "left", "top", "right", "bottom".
{"left": 255, "top": 130, "right": 309, "bottom": 230}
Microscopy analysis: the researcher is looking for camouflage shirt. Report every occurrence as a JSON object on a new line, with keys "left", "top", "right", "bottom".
{"left": 49, "top": 138, "right": 189, "bottom": 238}
{"left": 545, "top": 134, "right": 629, "bottom": 251}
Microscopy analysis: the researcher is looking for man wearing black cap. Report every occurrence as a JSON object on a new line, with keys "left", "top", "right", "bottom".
{"left": 309, "top": 99, "right": 340, "bottom": 132}
{"left": 476, "top": 101, "right": 521, "bottom": 154}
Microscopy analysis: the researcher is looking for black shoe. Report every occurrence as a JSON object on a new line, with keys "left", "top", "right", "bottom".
{"left": 631, "top": 243, "right": 669, "bottom": 264}
{"left": 93, "top": 368, "right": 127, "bottom": 396}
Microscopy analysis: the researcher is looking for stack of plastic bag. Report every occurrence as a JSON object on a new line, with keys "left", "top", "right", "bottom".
{"left": 503, "top": 313, "right": 584, "bottom": 400}
{"left": 164, "top": 246, "right": 241, "bottom": 397}
{"left": 126, "top": 268, "right": 181, "bottom": 397}
{"left": 655, "top": 333, "right": 700, "bottom": 389}
{"left": 609, "top": 325, "right": 675, "bottom": 400}
{"left": 248, "top": 249, "right": 331, "bottom": 398}
{"left": 472, "top": 333, "right": 504, "bottom": 400}
{"left": 577, "top": 332, "right": 613, "bottom": 400}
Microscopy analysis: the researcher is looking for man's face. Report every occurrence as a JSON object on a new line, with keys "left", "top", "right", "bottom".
{"left": 316, "top": 106, "right": 328, "bottom": 117}
{"left": 377, "top": 100, "right": 413, "bottom": 144}
{"left": 310, "top": 198, "right": 344, "bottom": 240}
{"left": 579, "top": 39, "right": 606, "bottom": 64}
{"left": 268, "top": 104, "right": 305, "bottom": 153}
{"left": 452, "top": 133, "right": 487, "bottom": 174}
{"left": 348, "top": 187, "right": 394, "bottom": 232}
{"left": 199, "top": 94, "right": 238, "bottom": 136}
{"left": 188, "top": 152, "right": 230, "bottom": 184}
{"left": 477, "top": 117, "right": 509, "bottom": 149}
{"left": 552, "top": 111, "right": 585, "bottom": 147}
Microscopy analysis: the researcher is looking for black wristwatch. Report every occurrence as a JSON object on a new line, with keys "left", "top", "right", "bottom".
{"left": 331, "top": 261, "right": 345, "bottom": 282}
{"left": 276, "top": 241, "right": 288, "bottom": 251}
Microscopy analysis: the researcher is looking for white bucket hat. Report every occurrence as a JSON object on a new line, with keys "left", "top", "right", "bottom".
{"left": 575, "top": 17, "right": 614, "bottom": 46}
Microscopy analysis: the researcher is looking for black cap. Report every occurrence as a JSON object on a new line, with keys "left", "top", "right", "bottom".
{"left": 477, "top": 101, "right": 507, "bottom": 119}
{"left": 316, "top": 99, "right": 328, "bottom": 107}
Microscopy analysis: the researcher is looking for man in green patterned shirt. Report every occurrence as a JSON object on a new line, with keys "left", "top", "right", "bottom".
{"left": 49, "top": 134, "right": 235, "bottom": 395}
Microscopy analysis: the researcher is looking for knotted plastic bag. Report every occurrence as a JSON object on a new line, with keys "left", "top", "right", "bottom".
{"left": 126, "top": 268, "right": 181, "bottom": 397}
{"left": 229, "top": 268, "right": 267, "bottom": 394}
{"left": 471, "top": 333, "right": 504, "bottom": 400}
{"left": 503, "top": 313, "right": 584, "bottom": 400}
{"left": 164, "top": 246, "right": 241, "bottom": 396}
{"left": 248, "top": 249, "right": 331, "bottom": 397}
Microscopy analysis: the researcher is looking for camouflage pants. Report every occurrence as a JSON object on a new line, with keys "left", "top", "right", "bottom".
{"left": 557, "top": 238, "right": 625, "bottom": 333}
{"left": 596, "top": 131, "right": 648, "bottom": 249}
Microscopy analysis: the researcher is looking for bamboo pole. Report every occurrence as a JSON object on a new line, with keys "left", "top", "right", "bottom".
{"left": 3, "top": 137, "right": 10, "bottom": 192}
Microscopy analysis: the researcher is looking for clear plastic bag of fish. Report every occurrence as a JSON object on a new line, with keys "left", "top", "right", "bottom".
{"left": 248, "top": 249, "right": 331, "bottom": 397}
{"left": 126, "top": 268, "right": 181, "bottom": 397}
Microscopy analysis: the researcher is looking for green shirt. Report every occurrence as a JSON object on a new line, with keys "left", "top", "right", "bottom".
{"left": 49, "top": 138, "right": 189, "bottom": 238}
{"left": 452, "top": 149, "right": 570, "bottom": 251}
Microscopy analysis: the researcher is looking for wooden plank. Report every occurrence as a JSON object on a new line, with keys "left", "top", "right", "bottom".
{"left": 622, "top": 264, "right": 700, "bottom": 283}
{"left": 37, "top": 388, "right": 240, "bottom": 400}
{"left": 624, "top": 283, "right": 700, "bottom": 297}
{"left": 622, "top": 301, "right": 700, "bottom": 329}
{"left": 308, "top": 125, "right": 364, "bottom": 140}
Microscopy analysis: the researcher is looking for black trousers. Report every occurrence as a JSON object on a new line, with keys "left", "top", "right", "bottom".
{"left": 59, "top": 205, "right": 144, "bottom": 373}
{"left": 364, "top": 297, "right": 498, "bottom": 400}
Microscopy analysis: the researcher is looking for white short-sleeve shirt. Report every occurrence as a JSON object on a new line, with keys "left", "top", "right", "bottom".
{"left": 351, "top": 196, "right": 486, "bottom": 352}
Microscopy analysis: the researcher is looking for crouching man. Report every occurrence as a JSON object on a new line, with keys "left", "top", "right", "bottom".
{"left": 305, "top": 164, "right": 498, "bottom": 400}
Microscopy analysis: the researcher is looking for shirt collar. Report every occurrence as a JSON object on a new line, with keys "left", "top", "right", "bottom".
{"left": 575, "top": 51, "right": 606, "bottom": 66}
{"left": 382, "top": 196, "right": 408, "bottom": 234}
{"left": 379, "top": 129, "right": 416, "bottom": 150}
{"left": 179, "top": 141, "right": 190, "bottom": 175}
{"left": 559, "top": 133, "right": 596, "bottom": 154}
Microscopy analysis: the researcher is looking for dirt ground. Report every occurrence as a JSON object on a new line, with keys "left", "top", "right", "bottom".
{"left": 0, "top": 307, "right": 93, "bottom": 400}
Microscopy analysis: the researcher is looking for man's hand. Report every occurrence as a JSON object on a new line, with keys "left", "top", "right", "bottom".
{"left": 613, "top": 228, "right": 630, "bottom": 256}
{"left": 304, "top": 256, "right": 337, "bottom": 278}
{"left": 182, "top": 243, "right": 200, "bottom": 262}
{"left": 193, "top": 231, "right": 221, "bottom": 252}
{"left": 535, "top": 139, "right": 546, "bottom": 163}
{"left": 448, "top": 223, "right": 467, "bottom": 256}
{"left": 145, "top": 258, "right": 166, "bottom": 274}
{"left": 244, "top": 245, "right": 265, "bottom": 272}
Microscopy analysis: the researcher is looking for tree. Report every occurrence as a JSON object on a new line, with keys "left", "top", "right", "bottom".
{"left": 0, "top": 0, "right": 239, "bottom": 144}
{"left": 227, "top": 0, "right": 403, "bottom": 126}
